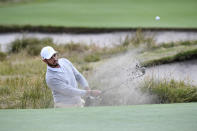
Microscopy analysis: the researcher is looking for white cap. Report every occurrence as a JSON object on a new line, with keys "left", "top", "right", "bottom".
{"left": 40, "top": 46, "right": 57, "bottom": 59}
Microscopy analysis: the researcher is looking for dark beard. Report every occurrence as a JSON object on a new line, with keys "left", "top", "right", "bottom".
{"left": 46, "top": 61, "right": 59, "bottom": 68}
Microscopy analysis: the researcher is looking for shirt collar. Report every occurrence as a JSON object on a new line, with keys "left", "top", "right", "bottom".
{"left": 47, "top": 65, "right": 62, "bottom": 72}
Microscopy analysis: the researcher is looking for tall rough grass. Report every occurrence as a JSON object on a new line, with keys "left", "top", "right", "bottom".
{"left": 0, "top": 76, "right": 53, "bottom": 109}
{"left": 122, "top": 29, "right": 156, "bottom": 49}
{"left": 20, "top": 75, "right": 53, "bottom": 109}
{"left": 8, "top": 37, "right": 55, "bottom": 56}
{"left": 0, "top": 51, "right": 6, "bottom": 61}
{"left": 0, "top": 55, "right": 53, "bottom": 109}
{"left": 141, "top": 77, "right": 197, "bottom": 103}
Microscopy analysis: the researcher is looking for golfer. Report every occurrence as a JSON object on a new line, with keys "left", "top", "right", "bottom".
{"left": 40, "top": 46, "right": 101, "bottom": 108}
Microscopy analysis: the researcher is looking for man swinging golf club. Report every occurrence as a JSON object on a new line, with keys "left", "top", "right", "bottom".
{"left": 40, "top": 46, "right": 101, "bottom": 108}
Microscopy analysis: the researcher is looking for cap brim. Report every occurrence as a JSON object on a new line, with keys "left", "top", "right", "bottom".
{"left": 45, "top": 51, "right": 58, "bottom": 59}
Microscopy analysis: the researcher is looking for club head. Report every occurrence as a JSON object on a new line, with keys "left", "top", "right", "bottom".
{"left": 135, "top": 64, "right": 140, "bottom": 69}
{"left": 140, "top": 67, "right": 146, "bottom": 74}
{"left": 135, "top": 63, "right": 146, "bottom": 75}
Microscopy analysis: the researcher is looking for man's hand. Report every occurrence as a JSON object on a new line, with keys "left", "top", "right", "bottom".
{"left": 84, "top": 86, "right": 90, "bottom": 90}
{"left": 91, "top": 90, "right": 102, "bottom": 97}
{"left": 86, "top": 90, "right": 101, "bottom": 97}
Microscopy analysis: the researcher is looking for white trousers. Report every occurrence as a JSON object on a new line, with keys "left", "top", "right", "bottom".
{"left": 54, "top": 99, "right": 85, "bottom": 108}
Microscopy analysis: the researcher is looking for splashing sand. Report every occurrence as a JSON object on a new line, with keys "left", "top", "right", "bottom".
{"left": 88, "top": 49, "right": 156, "bottom": 106}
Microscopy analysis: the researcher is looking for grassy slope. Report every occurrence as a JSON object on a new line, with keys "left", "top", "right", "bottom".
{"left": 138, "top": 42, "right": 197, "bottom": 66}
{"left": 0, "top": 103, "right": 197, "bottom": 131}
{"left": 0, "top": 0, "right": 197, "bottom": 28}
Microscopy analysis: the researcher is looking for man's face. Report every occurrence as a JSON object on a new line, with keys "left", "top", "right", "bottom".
{"left": 43, "top": 53, "right": 59, "bottom": 67}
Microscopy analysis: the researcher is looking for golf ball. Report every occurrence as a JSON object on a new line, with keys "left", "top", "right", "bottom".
{"left": 155, "top": 16, "right": 160, "bottom": 20}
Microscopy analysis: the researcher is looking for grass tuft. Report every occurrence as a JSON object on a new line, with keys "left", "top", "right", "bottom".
{"left": 0, "top": 86, "right": 10, "bottom": 95}
{"left": 0, "top": 51, "right": 7, "bottom": 61}
{"left": 141, "top": 78, "right": 197, "bottom": 103}
{"left": 64, "top": 43, "right": 89, "bottom": 52}
{"left": 84, "top": 54, "right": 101, "bottom": 62}
{"left": 122, "top": 29, "right": 156, "bottom": 49}
{"left": 9, "top": 37, "right": 55, "bottom": 56}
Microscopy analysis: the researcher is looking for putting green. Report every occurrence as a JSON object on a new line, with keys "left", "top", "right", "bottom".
{"left": 0, "top": 0, "right": 197, "bottom": 28}
{"left": 0, "top": 103, "right": 197, "bottom": 131}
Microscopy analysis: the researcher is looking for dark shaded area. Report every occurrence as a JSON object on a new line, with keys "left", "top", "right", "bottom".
{"left": 0, "top": 25, "right": 197, "bottom": 34}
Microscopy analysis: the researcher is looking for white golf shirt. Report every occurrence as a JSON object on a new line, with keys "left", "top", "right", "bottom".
{"left": 46, "top": 58, "right": 89, "bottom": 105}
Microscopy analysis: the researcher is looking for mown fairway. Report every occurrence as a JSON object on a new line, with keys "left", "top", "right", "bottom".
{"left": 0, "top": 103, "right": 197, "bottom": 131}
{"left": 0, "top": 0, "right": 197, "bottom": 28}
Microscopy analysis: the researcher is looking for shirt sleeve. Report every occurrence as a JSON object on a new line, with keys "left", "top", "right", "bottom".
{"left": 68, "top": 61, "right": 89, "bottom": 89}
{"left": 47, "top": 78, "right": 87, "bottom": 97}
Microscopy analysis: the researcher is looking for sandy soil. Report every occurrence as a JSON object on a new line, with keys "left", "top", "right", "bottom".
{"left": 145, "top": 59, "right": 197, "bottom": 85}
{"left": 1, "top": 31, "right": 197, "bottom": 52}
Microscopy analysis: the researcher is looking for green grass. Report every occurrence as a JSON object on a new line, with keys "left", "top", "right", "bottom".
{"left": 0, "top": 51, "right": 7, "bottom": 61}
{"left": 0, "top": 103, "right": 197, "bottom": 131}
{"left": 138, "top": 41, "right": 197, "bottom": 66}
{"left": 141, "top": 78, "right": 197, "bottom": 103}
{"left": 0, "top": 0, "right": 197, "bottom": 28}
